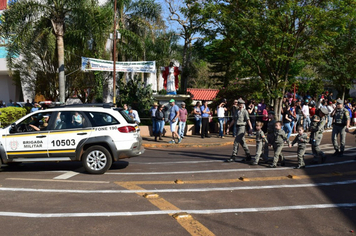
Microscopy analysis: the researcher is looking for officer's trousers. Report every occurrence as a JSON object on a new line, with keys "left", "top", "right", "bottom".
{"left": 332, "top": 125, "right": 346, "bottom": 152}
{"left": 231, "top": 125, "right": 250, "bottom": 157}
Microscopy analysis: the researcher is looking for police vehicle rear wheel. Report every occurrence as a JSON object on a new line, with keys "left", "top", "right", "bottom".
{"left": 82, "top": 146, "right": 112, "bottom": 174}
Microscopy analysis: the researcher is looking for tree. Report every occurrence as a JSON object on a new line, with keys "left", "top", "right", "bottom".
{"left": 1, "top": 1, "right": 113, "bottom": 103}
{"left": 165, "top": 0, "right": 207, "bottom": 93}
{"left": 204, "top": 0, "right": 330, "bottom": 120}
{"left": 1, "top": 0, "right": 93, "bottom": 103}
{"left": 311, "top": 0, "right": 356, "bottom": 100}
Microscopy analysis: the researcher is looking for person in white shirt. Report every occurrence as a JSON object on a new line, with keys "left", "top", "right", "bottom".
{"left": 129, "top": 108, "right": 141, "bottom": 124}
{"left": 327, "top": 101, "right": 334, "bottom": 129}
{"left": 302, "top": 99, "right": 310, "bottom": 131}
{"left": 217, "top": 100, "right": 227, "bottom": 138}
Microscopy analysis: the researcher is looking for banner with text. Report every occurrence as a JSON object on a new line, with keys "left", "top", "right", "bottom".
{"left": 81, "top": 57, "right": 156, "bottom": 73}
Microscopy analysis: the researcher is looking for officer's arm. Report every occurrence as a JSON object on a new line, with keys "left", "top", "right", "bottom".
{"left": 330, "top": 109, "right": 336, "bottom": 117}
{"left": 346, "top": 111, "right": 350, "bottom": 131}
{"left": 247, "top": 119, "right": 253, "bottom": 132}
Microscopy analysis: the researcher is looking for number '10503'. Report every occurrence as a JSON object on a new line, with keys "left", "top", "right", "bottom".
{"left": 51, "top": 139, "right": 76, "bottom": 146}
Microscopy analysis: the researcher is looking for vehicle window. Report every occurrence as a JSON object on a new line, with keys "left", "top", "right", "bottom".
{"left": 16, "top": 112, "right": 53, "bottom": 132}
{"left": 117, "top": 109, "right": 135, "bottom": 124}
{"left": 84, "top": 112, "right": 119, "bottom": 127}
{"left": 53, "top": 111, "right": 89, "bottom": 130}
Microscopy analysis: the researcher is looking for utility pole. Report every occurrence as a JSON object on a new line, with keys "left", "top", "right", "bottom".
{"left": 113, "top": 0, "right": 117, "bottom": 105}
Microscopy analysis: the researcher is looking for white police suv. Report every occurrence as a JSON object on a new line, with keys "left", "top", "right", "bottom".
{"left": 0, "top": 104, "right": 144, "bottom": 174}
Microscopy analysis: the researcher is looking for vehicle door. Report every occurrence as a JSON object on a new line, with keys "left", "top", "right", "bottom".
{"left": 47, "top": 111, "right": 92, "bottom": 158}
{"left": 4, "top": 111, "right": 55, "bottom": 159}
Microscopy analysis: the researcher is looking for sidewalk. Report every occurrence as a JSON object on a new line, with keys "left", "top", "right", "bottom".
{"left": 142, "top": 134, "right": 255, "bottom": 149}
{"left": 141, "top": 126, "right": 356, "bottom": 149}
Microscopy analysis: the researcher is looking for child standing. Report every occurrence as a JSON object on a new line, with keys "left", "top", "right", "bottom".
{"left": 310, "top": 108, "right": 329, "bottom": 164}
{"left": 252, "top": 121, "right": 268, "bottom": 165}
{"left": 289, "top": 126, "right": 309, "bottom": 169}
{"left": 269, "top": 121, "right": 290, "bottom": 168}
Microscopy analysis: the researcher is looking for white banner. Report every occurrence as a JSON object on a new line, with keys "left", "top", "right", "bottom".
{"left": 81, "top": 57, "right": 156, "bottom": 73}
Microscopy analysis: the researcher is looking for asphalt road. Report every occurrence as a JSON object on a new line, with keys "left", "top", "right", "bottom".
{"left": 0, "top": 131, "right": 355, "bottom": 236}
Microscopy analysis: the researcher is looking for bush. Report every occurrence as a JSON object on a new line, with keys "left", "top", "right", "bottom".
{"left": 0, "top": 107, "right": 27, "bottom": 127}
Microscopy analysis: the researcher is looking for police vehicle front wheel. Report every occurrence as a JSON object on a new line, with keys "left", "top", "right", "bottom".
{"left": 82, "top": 146, "right": 112, "bottom": 174}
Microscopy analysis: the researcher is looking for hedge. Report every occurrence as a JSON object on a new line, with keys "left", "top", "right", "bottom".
{"left": 0, "top": 107, "right": 27, "bottom": 128}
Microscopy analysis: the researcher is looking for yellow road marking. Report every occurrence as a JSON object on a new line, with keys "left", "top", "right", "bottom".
{"left": 117, "top": 182, "right": 215, "bottom": 236}
{"left": 115, "top": 171, "right": 356, "bottom": 187}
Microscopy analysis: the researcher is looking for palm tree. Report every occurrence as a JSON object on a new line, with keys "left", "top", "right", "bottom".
{"left": 1, "top": 0, "right": 92, "bottom": 103}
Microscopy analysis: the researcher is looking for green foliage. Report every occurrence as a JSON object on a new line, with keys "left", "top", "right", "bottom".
{"left": 310, "top": 0, "right": 356, "bottom": 100}
{"left": 200, "top": 0, "right": 333, "bottom": 119}
{"left": 118, "top": 75, "right": 153, "bottom": 117}
{"left": 0, "top": 107, "right": 27, "bottom": 127}
{"left": 210, "top": 78, "right": 265, "bottom": 109}
{"left": 1, "top": 0, "right": 111, "bottom": 102}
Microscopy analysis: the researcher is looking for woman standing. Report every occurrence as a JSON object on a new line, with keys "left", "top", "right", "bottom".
{"left": 193, "top": 102, "right": 202, "bottom": 135}
{"left": 155, "top": 105, "right": 166, "bottom": 141}
{"left": 247, "top": 100, "right": 256, "bottom": 134}
{"left": 283, "top": 104, "right": 293, "bottom": 139}
{"left": 290, "top": 101, "right": 297, "bottom": 133}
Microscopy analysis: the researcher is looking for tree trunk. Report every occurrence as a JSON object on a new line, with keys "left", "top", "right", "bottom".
{"left": 274, "top": 97, "right": 283, "bottom": 121}
{"left": 341, "top": 86, "right": 345, "bottom": 102}
{"left": 181, "top": 37, "right": 188, "bottom": 93}
{"left": 53, "top": 21, "right": 65, "bottom": 103}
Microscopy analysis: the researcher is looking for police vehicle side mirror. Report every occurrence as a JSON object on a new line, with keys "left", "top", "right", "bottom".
{"left": 10, "top": 123, "right": 17, "bottom": 133}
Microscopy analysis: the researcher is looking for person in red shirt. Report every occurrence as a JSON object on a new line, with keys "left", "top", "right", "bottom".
{"left": 309, "top": 104, "right": 316, "bottom": 117}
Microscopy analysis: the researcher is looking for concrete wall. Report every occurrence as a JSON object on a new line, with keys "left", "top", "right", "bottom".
{"left": 138, "top": 123, "right": 219, "bottom": 137}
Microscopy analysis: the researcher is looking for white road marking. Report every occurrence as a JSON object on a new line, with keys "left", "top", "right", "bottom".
{"left": 105, "top": 160, "right": 356, "bottom": 175}
{"left": 0, "top": 179, "right": 355, "bottom": 194}
{"left": 53, "top": 171, "right": 79, "bottom": 180}
{"left": 6, "top": 178, "right": 110, "bottom": 184}
{"left": 131, "top": 146, "right": 356, "bottom": 165}
{"left": 0, "top": 203, "right": 355, "bottom": 218}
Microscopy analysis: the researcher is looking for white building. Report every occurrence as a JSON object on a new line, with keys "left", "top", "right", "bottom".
{"left": 0, "top": 0, "right": 21, "bottom": 104}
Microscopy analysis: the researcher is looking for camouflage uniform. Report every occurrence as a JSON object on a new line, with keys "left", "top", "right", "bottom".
{"left": 331, "top": 107, "right": 350, "bottom": 156}
{"left": 253, "top": 129, "right": 268, "bottom": 164}
{"left": 271, "top": 129, "right": 290, "bottom": 167}
{"left": 231, "top": 108, "right": 251, "bottom": 160}
{"left": 291, "top": 133, "right": 308, "bottom": 167}
{"left": 310, "top": 114, "right": 327, "bottom": 163}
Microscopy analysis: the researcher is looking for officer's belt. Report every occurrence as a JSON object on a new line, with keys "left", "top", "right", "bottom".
{"left": 333, "top": 123, "right": 345, "bottom": 127}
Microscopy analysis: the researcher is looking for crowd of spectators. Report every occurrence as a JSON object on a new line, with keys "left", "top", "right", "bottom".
{"left": 202, "top": 91, "right": 356, "bottom": 139}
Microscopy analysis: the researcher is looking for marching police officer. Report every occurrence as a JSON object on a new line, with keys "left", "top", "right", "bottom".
{"left": 330, "top": 99, "right": 350, "bottom": 157}
{"left": 226, "top": 98, "right": 253, "bottom": 162}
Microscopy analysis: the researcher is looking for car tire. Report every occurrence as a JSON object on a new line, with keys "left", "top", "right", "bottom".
{"left": 82, "top": 146, "right": 112, "bottom": 174}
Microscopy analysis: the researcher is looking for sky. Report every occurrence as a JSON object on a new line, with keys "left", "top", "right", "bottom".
{"left": 99, "top": 0, "right": 183, "bottom": 42}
